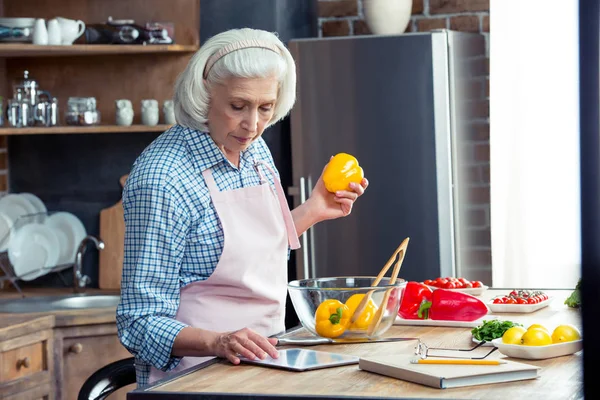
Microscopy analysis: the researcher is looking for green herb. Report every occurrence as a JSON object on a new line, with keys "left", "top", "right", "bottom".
{"left": 471, "top": 320, "right": 523, "bottom": 342}
{"left": 564, "top": 279, "right": 581, "bottom": 308}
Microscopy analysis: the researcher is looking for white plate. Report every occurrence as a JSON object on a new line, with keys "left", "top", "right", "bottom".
{"left": 8, "top": 223, "right": 60, "bottom": 281}
{"left": 491, "top": 337, "right": 583, "bottom": 360}
{"left": 394, "top": 316, "right": 486, "bottom": 328}
{"left": 19, "top": 193, "right": 47, "bottom": 223}
{"left": 425, "top": 285, "right": 489, "bottom": 296}
{"left": 44, "top": 212, "right": 86, "bottom": 265}
{"left": 0, "top": 194, "right": 38, "bottom": 225}
{"left": 0, "top": 18, "right": 35, "bottom": 28}
{"left": 0, "top": 211, "right": 14, "bottom": 252}
{"left": 487, "top": 296, "right": 554, "bottom": 313}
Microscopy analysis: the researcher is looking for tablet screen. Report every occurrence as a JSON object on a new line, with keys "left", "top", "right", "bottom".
{"left": 239, "top": 348, "right": 359, "bottom": 371}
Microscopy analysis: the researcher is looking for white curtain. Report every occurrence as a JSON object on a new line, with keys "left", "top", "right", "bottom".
{"left": 490, "top": 0, "right": 581, "bottom": 288}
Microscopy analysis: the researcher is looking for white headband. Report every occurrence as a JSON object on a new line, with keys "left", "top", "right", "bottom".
{"left": 203, "top": 39, "right": 282, "bottom": 79}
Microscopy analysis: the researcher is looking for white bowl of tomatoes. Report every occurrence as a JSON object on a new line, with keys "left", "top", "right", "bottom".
{"left": 488, "top": 290, "right": 553, "bottom": 313}
{"left": 422, "top": 277, "right": 488, "bottom": 296}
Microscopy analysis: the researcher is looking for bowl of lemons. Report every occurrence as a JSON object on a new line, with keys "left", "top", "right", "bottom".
{"left": 491, "top": 323, "right": 582, "bottom": 360}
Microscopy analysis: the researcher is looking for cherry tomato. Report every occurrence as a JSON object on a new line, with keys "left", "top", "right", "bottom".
{"left": 444, "top": 281, "right": 456, "bottom": 289}
{"left": 472, "top": 281, "right": 483, "bottom": 288}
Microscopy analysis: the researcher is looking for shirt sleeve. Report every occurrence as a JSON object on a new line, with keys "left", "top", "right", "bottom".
{"left": 116, "top": 182, "right": 190, "bottom": 372}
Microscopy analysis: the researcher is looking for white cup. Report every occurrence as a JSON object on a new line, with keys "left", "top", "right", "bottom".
{"left": 141, "top": 99, "right": 159, "bottom": 126}
{"left": 163, "top": 100, "right": 175, "bottom": 125}
{"left": 56, "top": 17, "right": 85, "bottom": 45}
{"left": 116, "top": 99, "right": 134, "bottom": 126}
{"left": 32, "top": 18, "right": 48, "bottom": 45}
{"left": 46, "top": 19, "right": 61, "bottom": 45}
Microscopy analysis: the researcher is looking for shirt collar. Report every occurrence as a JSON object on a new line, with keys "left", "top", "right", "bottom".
{"left": 182, "top": 126, "right": 258, "bottom": 173}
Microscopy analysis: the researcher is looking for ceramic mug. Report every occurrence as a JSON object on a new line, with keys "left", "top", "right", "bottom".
{"left": 47, "top": 19, "right": 61, "bottom": 45}
{"left": 56, "top": 17, "right": 85, "bottom": 45}
{"left": 32, "top": 18, "right": 48, "bottom": 45}
{"left": 116, "top": 99, "right": 134, "bottom": 126}
{"left": 163, "top": 100, "right": 175, "bottom": 125}
{"left": 141, "top": 99, "right": 159, "bottom": 126}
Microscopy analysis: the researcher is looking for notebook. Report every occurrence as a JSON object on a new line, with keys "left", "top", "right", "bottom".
{"left": 359, "top": 354, "right": 540, "bottom": 389}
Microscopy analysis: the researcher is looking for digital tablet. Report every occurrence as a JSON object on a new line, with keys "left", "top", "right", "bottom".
{"left": 239, "top": 348, "right": 359, "bottom": 372}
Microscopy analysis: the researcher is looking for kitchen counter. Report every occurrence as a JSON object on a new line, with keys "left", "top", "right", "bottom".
{"left": 0, "top": 314, "right": 55, "bottom": 342}
{"left": 0, "top": 287, "right": 121, "bottom": 327}
{"left": 130, "top": 289, "right": 582, "bottom": 400}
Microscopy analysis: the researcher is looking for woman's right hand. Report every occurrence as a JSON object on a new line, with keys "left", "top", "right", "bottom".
{"left": 212, "top": 327, "right": 279, "bottom": 364}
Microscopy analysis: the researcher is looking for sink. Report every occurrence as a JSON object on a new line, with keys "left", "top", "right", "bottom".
{"left": 0, "top": 294, "right": 121, "bottom": 313}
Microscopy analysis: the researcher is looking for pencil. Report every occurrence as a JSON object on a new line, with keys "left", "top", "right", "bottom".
{"left": 410, "top": 358, "right": 507, "bottom": 365}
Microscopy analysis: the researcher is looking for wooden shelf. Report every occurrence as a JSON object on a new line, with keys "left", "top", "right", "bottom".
{"left": 0, "top": 124, "right": 172, "bottom": 135}
{"left": 0, "top": 44, "right": 199, "bottom": 58}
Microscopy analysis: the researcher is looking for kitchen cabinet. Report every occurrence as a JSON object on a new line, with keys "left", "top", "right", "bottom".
{"left": 55, "top": 323, "right": 132, "bottom": 400}
{"left": 0, "top": 0, "right": 200, "bottom": 135}
{"left": 0, "top": 289, "right": 132, "bottom": 400}
{"left": 0, "top": 315, "right": 55, "bottom": 400}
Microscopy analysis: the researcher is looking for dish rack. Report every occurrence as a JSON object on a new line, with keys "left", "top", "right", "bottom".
{"left": 0, "top": 211, "right": 90, "bottom": 296}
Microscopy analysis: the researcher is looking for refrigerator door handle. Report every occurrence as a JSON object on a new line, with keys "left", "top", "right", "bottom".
{"left": 299, "top": 176, "right": 310, "bottom": 279}
{"left": 306, "top": 175, "right": 317, "bottom": 279}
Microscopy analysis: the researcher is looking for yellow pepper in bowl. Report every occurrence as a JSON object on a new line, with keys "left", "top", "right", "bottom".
{"left": 322, "top": 153, "right": 364, "bottom": 193}
{"left": 345, "top": 293, "right": 378, "bottom": 331}
{"left": 315, "top": 299, "right": 351, "bottom": 338}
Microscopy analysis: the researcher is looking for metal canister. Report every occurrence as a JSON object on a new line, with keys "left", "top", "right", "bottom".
{"left": 19, "top": 101, "right": 32, "bottom": 127}
{"left": 7, "top": 100, "right": 21, "bottom": 127}
{"left": 48, "top": 98, "right": 58, "bottom": 126}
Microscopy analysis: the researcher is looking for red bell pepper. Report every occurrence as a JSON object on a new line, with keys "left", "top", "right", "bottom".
{"left": 417, "top": 288, "right": 488, "bottom": 321}
{"left": 398, "top": 281, "right": 433, "bottom": 319}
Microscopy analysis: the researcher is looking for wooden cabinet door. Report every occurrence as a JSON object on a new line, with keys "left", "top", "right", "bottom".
{"left": 62, "top": 334, "right": 132, "bottom": 400}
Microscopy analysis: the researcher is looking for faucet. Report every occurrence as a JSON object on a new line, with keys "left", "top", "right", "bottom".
{"left": 74, "top": 235, "right": 105, "bottom": 293}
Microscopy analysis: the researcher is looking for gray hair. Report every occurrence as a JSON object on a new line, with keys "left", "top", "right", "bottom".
{"left": 173, "top": 28, "right": 297, "bottom": 132}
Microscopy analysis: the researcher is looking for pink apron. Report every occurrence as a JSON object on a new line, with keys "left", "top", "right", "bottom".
{"left": 149, "top": 161, "right": 301, "bottom": 383}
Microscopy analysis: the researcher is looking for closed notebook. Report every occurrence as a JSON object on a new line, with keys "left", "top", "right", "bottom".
{"left": 359, "top": 354, "right": 540, "bottom": 389}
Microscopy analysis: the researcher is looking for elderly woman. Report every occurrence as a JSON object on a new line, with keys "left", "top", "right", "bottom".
{"left": 116, "top": 28, "right": 368, "bottom": 386}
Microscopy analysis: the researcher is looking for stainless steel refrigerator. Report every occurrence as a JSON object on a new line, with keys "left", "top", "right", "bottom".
{"left": 287, "top": 30, "right": 486, "bottom": 283}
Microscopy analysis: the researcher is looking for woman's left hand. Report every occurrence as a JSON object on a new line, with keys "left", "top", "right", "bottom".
{"left": 308, "top": 170, "right": 369, "bottom": 221}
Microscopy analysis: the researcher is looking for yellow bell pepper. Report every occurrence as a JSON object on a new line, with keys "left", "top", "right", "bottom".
{"left": 345, "top": 293, "right": 378, "bottom": 331}
{"left": 315, "top": 299, "right": 351, "bottom": 338}
{"left": 322, "top": 153, "right": 364, "bottom": 193}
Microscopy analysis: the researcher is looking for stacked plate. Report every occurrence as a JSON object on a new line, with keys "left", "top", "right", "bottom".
{"left": 0, "top": 193, "right": 86, "bottom": 281}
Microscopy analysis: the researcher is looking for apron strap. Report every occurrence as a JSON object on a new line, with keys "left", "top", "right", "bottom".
{"left": 255, "top": 161, "right": 301, "bottom": 250}
{"left": 201, "top": 168, "right": 219, "bottom": 194}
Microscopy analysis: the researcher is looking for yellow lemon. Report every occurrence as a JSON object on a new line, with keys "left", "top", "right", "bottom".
{"left": 521, "top": 328, "right": 553, "bottom": 346}
{"left": 502, "top": 326, "right": 527, "bottom": 344}
{"left": 551, "top": 324, "right": 581, "bottom": 343}
{"left": 527, "top": 324, "right": 550, "bottom": 334}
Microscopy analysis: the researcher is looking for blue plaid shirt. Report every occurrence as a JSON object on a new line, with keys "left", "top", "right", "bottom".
{"left": 116, "top": 124, "right": 281, "bottom": 386}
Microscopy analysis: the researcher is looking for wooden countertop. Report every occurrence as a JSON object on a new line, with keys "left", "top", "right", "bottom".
{"left": 0, "top": 314, "right": 55, "bottom": 343}
{"left": 0, "top": 287, "right": 121, "bottom": 328}
{"left": 131, "top": 289, "right": 582, "bottom": 400}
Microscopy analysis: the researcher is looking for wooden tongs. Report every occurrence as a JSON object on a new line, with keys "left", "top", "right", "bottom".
{"left": 349, "top": 237, "right": 410, "bottom": 335}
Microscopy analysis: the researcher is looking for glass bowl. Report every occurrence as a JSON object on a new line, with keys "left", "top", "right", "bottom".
{"left": 288, "top": 276, "right": 407, "bottom": 339}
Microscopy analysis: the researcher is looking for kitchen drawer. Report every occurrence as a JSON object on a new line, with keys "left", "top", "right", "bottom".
{"left": 0, "top": 326, "right": 54, "bottom": 400}
{"left": 0, "top": 332, "right": 51, "bottom": 383}
{"left": 1, "top": 381, "right": 53, "bottom": 400}
{"left": 0, "top": 341, "right": 45, "bottom": 381}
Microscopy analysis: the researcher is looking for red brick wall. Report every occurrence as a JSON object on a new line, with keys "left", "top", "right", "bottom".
{"left": 318, "top": 0, "right": 491, "bottom": 280}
